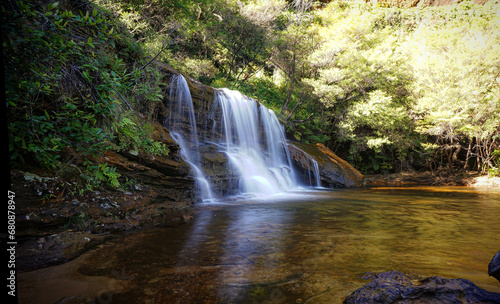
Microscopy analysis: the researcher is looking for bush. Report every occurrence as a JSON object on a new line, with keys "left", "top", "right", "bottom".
{"left": 4, "top": 0, "right": 169, "bottom": 192}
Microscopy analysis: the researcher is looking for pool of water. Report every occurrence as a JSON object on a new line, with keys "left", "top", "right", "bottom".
{"left": 19, "top": 186, "right": 500, "bottom": 303}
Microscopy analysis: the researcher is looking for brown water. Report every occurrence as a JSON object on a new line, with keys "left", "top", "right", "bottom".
{"left": 19, "top": 186, "right": 500, "bottom": 303}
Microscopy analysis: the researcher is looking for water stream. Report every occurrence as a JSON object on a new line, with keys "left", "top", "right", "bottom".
{"left": 166, "top": 74, "right": 214, "bottom": 200}
{"left": 215, "top": 88, "right": 298, "bottom": 196}
{"left": 165, "top": 75, "right": 306, "bottom": 202}
{"left": 19, "top": 186, "right": 500, "bottom": 304}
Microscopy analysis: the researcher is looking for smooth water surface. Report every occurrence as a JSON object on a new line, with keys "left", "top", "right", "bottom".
{"left": 19, "top": 186, "right": 500, "bottom": 303}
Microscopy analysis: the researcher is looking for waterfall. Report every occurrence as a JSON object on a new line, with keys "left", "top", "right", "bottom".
{"left": 290, "top": 143, "right": 322, "bottom": 188}
{"left": 311, "top": 159, "right": 321, "bottom": 188}
{"left": 214, "top": 88, "right": 298, "bottom": 196}
{"left": 165, "top": 74, "right": 214, "bottom": 201}
{"left": 166, "top": 74, "right": 301, "bottom": 201}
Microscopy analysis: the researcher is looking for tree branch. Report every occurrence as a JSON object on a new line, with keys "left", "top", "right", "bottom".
{"left": 140, "top": 22, "right": 186, "bottom": 71}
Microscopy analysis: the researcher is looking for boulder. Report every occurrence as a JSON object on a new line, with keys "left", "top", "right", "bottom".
{"left": 288, "top": 142, "right": 364, "bottom": 188}
{"left": 343, "top": 271, "right": 500, "bottom": 304}
{"left": 489, "top": 250, "right": 500, "bottom": 283}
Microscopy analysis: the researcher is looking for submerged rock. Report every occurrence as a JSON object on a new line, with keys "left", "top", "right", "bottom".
{"left": 17, "top": 232, "right": 110, "bottom": 272}
{"left": 343, "top": 271, "right": 500, "bottom": 304}
{"left": 489, "top": 250, "right": 500, "bottom": 283}
{"left": 289, "top": 142, "right": 364, "bottom": 188}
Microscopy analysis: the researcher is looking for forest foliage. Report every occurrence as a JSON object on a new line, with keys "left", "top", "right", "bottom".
{"left": 4, "top": 0, "right": 500, "bottom": 181}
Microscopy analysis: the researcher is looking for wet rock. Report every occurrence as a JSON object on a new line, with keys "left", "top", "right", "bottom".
{"left": 157, "top": 64, "right": 365, "bottom": 193}
{"left": 288, "top": 142, "right": 364, "bottom": 188}
{"left": 343, "top": 271, "right": 500, "bottom": 304}
{"left": 11, "top": 135, "right": 197, "bottom": 271}
{"left": 17, "top": 231, "right": 110, "bottom": 272}
{"left": 489, "top": 250, "right": 500, "bottom": 283}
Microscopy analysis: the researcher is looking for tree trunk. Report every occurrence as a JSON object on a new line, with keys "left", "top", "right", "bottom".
{"left": 464, "top": 140, "right": 472, "bottom": 170}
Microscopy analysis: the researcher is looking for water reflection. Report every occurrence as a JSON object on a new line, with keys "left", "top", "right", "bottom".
{"left": 216, "top": 207, "right": 291, "bottom": 302}
{"left": 18, "top": 187, "right": 500, "bottom": 304}
{"left": 170, "top": 186, "right": 500, "bottom": 303}
{"left": 176, "top": 209, "right": 216, "bottom": 267}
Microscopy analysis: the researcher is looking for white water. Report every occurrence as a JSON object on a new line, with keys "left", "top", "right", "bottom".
{"left": 311, "top": 158, "right": 321, "bottom": 188}
{"left": 166, "top": 74, "right": 310, "bottom": 201}
{"left": 308, "top": 157, "right": 321, "bottom": 188}
{"left": 166, "top": 74, "right": 214, "bottom": 201}
{"left": 215, "top": 88, "right": 298, "bottom": 197}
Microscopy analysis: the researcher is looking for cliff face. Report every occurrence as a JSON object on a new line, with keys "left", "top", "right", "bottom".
{"left": 158, "top": 63, "right": 365, "bottom": 193}
{"left": 289, "top": 142, "right": 364, "bottom": 188}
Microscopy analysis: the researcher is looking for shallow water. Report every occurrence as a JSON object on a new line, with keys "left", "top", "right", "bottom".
{"left": 19, "top": 186, "right": 500, "bottom": 303}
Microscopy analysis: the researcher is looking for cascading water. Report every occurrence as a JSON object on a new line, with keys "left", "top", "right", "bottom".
{"left": 165, "top": 74, "right": 214, "bottom": 201}
{"left": 291, "top": 144, "right": 322, "bottom": 188}
{"left": 214, "top": 88, "right": 298, "bottom": 196}
{"left": 166, "top": 74, "right": 303, "bottom": 201}
{"left": 311, "top": 159, "right": 322, "bottom": 188}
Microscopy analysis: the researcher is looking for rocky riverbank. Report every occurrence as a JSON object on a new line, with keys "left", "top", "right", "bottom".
{"left": 365, "top": 171, "right": 500, "bottom": 187}
{"left": 12, "top": 145, "right": 197, "bottom": 272}
{"left": 12, "top": 141, "right": 363, "bottom": 273}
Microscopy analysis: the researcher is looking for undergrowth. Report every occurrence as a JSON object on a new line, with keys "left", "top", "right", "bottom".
{"left": 3, "top": 0, "right": 168, "bottom": 192}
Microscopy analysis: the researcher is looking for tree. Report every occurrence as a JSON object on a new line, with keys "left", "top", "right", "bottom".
{"left": 269, "top": 5, "right": 319, "bottom": 116}
{"left": 302, "top": 1, "right": 414, "bottom": 172}
{"left": 405, "top": 1, "right": 500, "bottom": 173}
{"left": 201, "top": 0, "right": 288, "bottom": 88}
